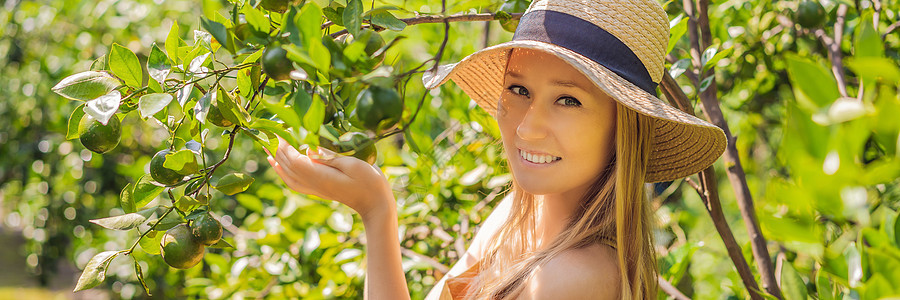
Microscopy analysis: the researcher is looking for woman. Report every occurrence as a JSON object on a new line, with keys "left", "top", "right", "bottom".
{"left": 266, "top": 0, "right": 726, "bottom": 298}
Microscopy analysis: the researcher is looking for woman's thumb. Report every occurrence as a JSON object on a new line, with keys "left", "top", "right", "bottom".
{"left": 308, "top": 146, "right": 366, "bottom": 173}
{"left": 307, "top": 146, "right": 337, "bottom": 161}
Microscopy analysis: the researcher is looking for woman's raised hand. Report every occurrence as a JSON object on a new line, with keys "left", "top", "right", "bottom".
{"left": 265, "top": 136, "right": 395, "bottom": 219}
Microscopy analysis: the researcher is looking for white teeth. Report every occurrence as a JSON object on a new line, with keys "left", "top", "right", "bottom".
{"left": 519, "top": 149, "right": 559, "bottom": 164}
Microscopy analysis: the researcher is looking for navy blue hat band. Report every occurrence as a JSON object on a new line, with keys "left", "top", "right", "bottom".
{"left": 511, "top": 10, "right": 658, "bottom": 95}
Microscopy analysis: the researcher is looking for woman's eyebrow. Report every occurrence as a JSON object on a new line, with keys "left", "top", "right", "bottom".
{"left": 552, "top": 80, "right": 589, "bottom": 92}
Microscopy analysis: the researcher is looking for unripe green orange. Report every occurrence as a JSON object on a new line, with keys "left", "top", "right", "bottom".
{"left": 354, "top": 86, "right": 402, "bottom": 133}
{"left": 191, "top": 213, "right": 223, "bottom": 246}
{"left": 79, "top": 114, "right": 121, "bottom": 154}
{"left": 160, "top": 224, "right": 205, "bottom": 269}
{"left": 796, "top": 1, "right": 826, "bottom": 29}
{"left": 262, "top": 46, "right": 293, "bottom": 81}
{"left": 150, "top": 149, "right": 184, "bottom": 185}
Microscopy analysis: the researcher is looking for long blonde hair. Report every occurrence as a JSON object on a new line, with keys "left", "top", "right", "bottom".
{"left": 466, "top": 103, "right": 658, "bottom": 299}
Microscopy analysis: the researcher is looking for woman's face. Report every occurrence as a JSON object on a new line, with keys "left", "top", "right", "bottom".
{"left": 497, "top": 49, "right": 617, "bottom": 198}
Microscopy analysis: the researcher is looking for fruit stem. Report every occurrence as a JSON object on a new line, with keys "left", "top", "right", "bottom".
{"left": 121, "top": 86, "right": 149, "bottom": 102}
{"left": 125, "top": 206, "right": 176, "bottom": 255}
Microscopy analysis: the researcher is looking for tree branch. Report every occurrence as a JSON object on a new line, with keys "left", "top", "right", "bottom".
{"left": 690, "top": 0, "right": 781, "bottom": 298}
{"left": 328, "top": 12, "right": 524, "bottom": 38}
{"left": 814, "top": 4, "right": 849, "bottom": 97}
{"left": 660, "top": 72, "right": 762, "bottom": 300}
{"left": 883, "top": 20, "right": 900, "bottom": 39}
{"left": 658, "top": 276, "right": 691, "bottom": 300}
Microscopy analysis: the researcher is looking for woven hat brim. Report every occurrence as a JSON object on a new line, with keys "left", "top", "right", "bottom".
{"left": 423, "top": 40, "right": 727, "bottom": 182}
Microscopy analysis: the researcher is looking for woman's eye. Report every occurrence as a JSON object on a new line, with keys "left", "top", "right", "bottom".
{"left": 556, "top": 97, "right": 582, "bottom": 107}
{"left": 508, "top": 85, "right": 529, "bottom": 97}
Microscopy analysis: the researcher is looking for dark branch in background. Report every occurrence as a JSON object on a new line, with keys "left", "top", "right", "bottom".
{"left": 681, "top": 0, "right": 782, "bottom": 298}
{"left": 660, "top": 72, "right": 763, "bottom": 300}
{"left": 328, "top": 12, "right": 524, "bottom": 38}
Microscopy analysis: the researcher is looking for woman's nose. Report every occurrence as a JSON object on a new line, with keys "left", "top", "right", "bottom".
{"left": 516, "top": 103, "right": 549, "bottom": 140}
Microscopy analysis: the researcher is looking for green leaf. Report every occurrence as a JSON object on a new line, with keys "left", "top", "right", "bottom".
{"left": 242, "top": 127, "right": 280, "bottom": 157}
{"left": 322, "top": 6, "right": 344, "bottom": 27}
{"left": 120, "top": 182, "right": 135, "bottom": 213}
{"left": 264, "top": 101, "right": 301, "bottom": 129}
{"left": 66, "top": 103, "right": 87, "bottom": 140}
{"left": 217, "top": 87, "right": 250, "bottom": 125}
{"left": 249, "top": 119, "right": 295, "bottom": 154}
{"left": 215, "top": 173, "right": 255, "bottom": 195}
{"left": 236, "top": 194, "right": 264, "bottom": 212}
{"left": 867, "top": 248, "right": 900, "bottom": 284}
{"left": 699, "top": 75, "right": 714, "bottom": 93}
{"left": 90, "top": 55, "right": 108, "bottom": 71}
{"left": 166, "top": 21, "right": 182, "bottom": 63}
{"left": 669, "top": 58, "right": 691, "bottom": 79}
{"left": 308, "top": 41, "right": 331, "bottom": 73}
{"left": 303, "top": 94, "right": 325, "bottom": 134}
{"left": 667, "top": 15, "right": 687, "bottom": 55}
{"left": 893, "top": 211, "right": 900, "bottom": 248}
{"left": 242, "top": 5, "right": 270, "bottom": 33}
{"left": 298, "top": 3, "right": 323, "bottom": 45}
{"left": 109, "top": 43, "right": 143, "bottom": 88}
{"left": 370, "top": 10, "right": 406, "bottom": 31}
{"left": 207, "top": 239, "right": 234, "bottom": 249}
{"left": 815, "top": 271, "right": 834, "bottom": 300}
{"left": 83, "top": 90, "right": 122, "bottom": 125}
{"left": 293, "top": 89, "right": 312, "bottom": 118}
{"left": 781, "top": 262, "right": 809, "bottom": 300}
{"left": 785, "top": 54, "right": 840, "bottom": 109}
{"left": 134, "top": 259, "right": 151, "bottom": 296}
{"left": 162, "top": 149, "right": 199, "bottom": 175}
{"left": 201, "top": 17, "right": 231, "bottom": 54}
{"left": 89, "top": 207, "right": 157, "bottom": 230}
{"left": 703, "top": 46, "right": 733, "bottom": 71}
{"left": 700, "top": 46, "right": 717, "bottom": 68}
{"left": 194, "top": 90, "right": 213, "bottom": 123}
{"left": 52, "top": 71, "right": 121, "bottom": 101}
{"left": 148, "top": 44, "right": 172, "bottom": 84}
{"left": 854, "top": 12, "right": 883, "bottom": 58}
{"left": 138, "top": 93, "right": 174, "bottom": 119}
{"left": 237, "top": 68, "right": 253, "bottom": 98}
{"left": 153, "top": 210, "right": 185, "bottom": 231}
{"left": 73, "top": 251, "right": 120, "bottom": 292}
{"left": 139, "top": 231, "right": 162, "bottom": 255}
{"left": 343, "top": 0, "right": 363, "bottom": 38}
{"left": 133, "top": 174, "right": 164, "bottom": 209}
{"left": 846, "top": 57, "right": 900, "bottom": 84}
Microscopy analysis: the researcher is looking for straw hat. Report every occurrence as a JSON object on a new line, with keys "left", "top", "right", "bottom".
{"left": 422, "top": 0, "right": 727, "bottom": 182}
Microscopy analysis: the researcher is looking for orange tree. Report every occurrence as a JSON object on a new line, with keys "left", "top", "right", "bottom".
{"left": 2, "top": 0, "right": 900, "bottom": 298}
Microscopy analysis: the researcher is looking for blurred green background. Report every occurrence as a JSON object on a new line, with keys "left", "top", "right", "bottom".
{"left": 1, "top": 0, "right": 899, "bottom": 299}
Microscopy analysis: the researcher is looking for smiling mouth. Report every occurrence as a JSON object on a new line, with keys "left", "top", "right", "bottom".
{"left": 519, "top": 149, "right": 562, "bottom": 164}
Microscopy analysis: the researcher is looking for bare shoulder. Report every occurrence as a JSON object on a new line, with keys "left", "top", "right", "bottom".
{"left": 518, "top": 243, "right": 620, "bottom": 300}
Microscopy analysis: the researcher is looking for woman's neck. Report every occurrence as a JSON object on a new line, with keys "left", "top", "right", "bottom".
{"left": 534, "top": 189, "right": 584, "bottom": 251}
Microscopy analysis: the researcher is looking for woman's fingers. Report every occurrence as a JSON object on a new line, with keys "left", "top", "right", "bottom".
{"left": 267, "top": 157, "right": 308, "bottom": 193}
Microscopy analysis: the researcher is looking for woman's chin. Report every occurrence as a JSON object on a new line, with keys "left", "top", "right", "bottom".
{"left": 514, "top": 178, "right": 559, "bottom": 196}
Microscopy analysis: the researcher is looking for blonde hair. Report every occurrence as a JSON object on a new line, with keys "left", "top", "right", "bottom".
{"left": 465, "top": 103, "right": 658, "bottom": 299}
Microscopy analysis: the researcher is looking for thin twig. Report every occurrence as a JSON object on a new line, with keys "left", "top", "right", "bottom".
{"left": 329, "top": 12, "right": 524, "bottom": 38}
{"left": 125, "top": 206, "right": 176, "bottom": 255}
{"left": 883, "top": 20, "right": 900, "bottom": 39}
{"left": 814, "top": 4, "right": 849, "bottom": 97}
{"left": 658, "top": 276, "right": 691, "bottom": 300}
{"left": 399, "top": 248, "right": 449, "bottom": 274}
